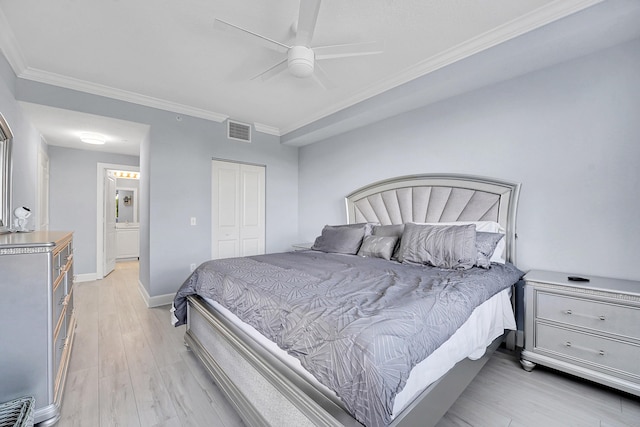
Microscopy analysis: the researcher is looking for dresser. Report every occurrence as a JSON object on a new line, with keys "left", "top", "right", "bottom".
{"left": 0, "top": 231, "right": 76, "bottom": 426}
{"left": 521, "top": 270, "right": 640, "bottom": 396}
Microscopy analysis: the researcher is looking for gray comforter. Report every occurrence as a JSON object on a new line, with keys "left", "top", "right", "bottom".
{"left": 173, "top": 251, "right": 522, "bottom": 427}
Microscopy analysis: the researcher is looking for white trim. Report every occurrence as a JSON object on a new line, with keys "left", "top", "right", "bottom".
{"left": 75, "top": 272, "right": 98, "bottom": 283}
{"left": 96, "top": 162, "right": 139, "bottom": 279}
{"left": 253, "top": 122, "right": 281, "bottom": 136}
{"left": 137, "top": 279, "right": 175, "bottom": 308}
{"left": 18, "top": 67, "right": 229, "bottom": 123}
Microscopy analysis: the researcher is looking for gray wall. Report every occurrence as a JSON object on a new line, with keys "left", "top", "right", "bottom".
{"left": 15, "top": 79, "right": 299, "bottom": 297}
{"left": 299, "top": 38, "right": 640, "bottom": 282}
{"left": 0, "top": 53, "right": 42, "bottom": 219}
{"left": 48, "top": 146, "right": 139, "bottom": 274}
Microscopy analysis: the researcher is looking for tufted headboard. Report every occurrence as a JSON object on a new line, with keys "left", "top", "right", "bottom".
{"left": 345, "top": 174, "right": 521, "bottom": 264}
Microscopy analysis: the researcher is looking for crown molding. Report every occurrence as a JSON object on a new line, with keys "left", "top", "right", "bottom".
{"left": 253, "top": 122, "right": 281, "bottom": 136}
{"left": 279, "top": 0, "right": 604, "bottom": 135}
{"left": 18, "top": 67, "right": 230, "bottom": 123}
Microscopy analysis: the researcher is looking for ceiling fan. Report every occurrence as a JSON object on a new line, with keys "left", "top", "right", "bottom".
{"left": 214, "top": 0, "right": 383, "bottom": 89}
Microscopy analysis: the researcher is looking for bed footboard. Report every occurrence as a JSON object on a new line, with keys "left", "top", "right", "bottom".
{"left": 186, "top": 295, "right": 361, "bottom": 427}
{"left": 186, "top": 295, "right": 506, "bottom": 427}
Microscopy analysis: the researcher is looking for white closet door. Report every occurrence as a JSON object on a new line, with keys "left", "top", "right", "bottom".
{"left": 212, "top": 160, "right": 265, "bottom": 259}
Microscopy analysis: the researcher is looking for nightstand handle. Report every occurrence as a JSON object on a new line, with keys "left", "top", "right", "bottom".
{"left": 564, "top": 310, "right": 606, "bottom": 321}
{"left": 565, "top": 341, "right": 606, "bottom": 356}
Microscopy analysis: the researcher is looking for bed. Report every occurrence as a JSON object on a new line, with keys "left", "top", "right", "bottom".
{"left": 173, "top": 173, "right": 522, "bottom": 427}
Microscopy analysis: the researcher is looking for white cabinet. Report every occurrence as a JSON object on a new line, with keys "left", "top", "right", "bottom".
{"left": 521, "top": 270, "right": 640, "bottom": 397}
{"left": 0, "top": 231, "right": 76, "bottom": 426}
{"left": 116, "top": 223, "right": 139, "bottom": 259}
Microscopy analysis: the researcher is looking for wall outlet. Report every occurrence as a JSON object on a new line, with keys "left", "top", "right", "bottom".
{"left": 190, "top": 263, "right": 196, "bottom": 272}
{"left": 190, "top": 217, "right": 197, "bottom": 226}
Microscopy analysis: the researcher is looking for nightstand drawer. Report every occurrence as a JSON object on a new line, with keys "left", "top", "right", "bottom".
{"left": 536, "top": 323, "right": 640, "bottom": 376}
{"left": 537, "top": 292, "right": 640, "bottom": 341}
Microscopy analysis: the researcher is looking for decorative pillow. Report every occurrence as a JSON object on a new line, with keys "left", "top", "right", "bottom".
{"left": 311, "top": 224, "right": 367, "bottom": 254}
{"left": 398, "top": 223, "right": 477, "bottom": 270}
{"left": 372, "top": 224, "right": 405, "bottom": 259}
{"left": 413, "top": 221, "right": 506, "bottom": 264}
{"left": 357, "top": 235, "right": 398, "bottom": 261}
{"left": 475, "top": 232, "right": 505, "bottom": 268}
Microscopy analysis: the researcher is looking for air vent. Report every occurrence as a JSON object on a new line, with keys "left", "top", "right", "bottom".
{"left": 227, "top": 120, "right": 251, "bottom": 143}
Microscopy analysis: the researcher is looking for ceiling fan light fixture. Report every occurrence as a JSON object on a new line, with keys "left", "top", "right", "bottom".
{"left": 80, "top": 132, "right": 106, "bottom": 145}
{"left": 288, "top": 46, "right": 314, "bottom": 78}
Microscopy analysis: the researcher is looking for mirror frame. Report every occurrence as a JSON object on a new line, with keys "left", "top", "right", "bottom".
{"left": 0, "top": 113, "right": 13, "bottom": 233}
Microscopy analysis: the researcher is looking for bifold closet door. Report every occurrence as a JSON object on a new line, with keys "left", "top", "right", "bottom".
{"left": 212, "top": 160, "right": 265, "bottom": 259}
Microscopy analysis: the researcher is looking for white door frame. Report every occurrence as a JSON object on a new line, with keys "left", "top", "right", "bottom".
{"left": 96, "top": 162, "right": 139, "bottom": 279}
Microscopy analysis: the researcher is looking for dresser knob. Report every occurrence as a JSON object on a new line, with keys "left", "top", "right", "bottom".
{"left": 565, "top": 341, "right": 572, "bottom": 347}
{"left": 599, "top": 350, "right": 605, "bottom": 356}
{"left": 599, "top": 315, "right": 605, "bottom": 320}
{"left": 565, "top": 310, "right": 572, "bottom": 315}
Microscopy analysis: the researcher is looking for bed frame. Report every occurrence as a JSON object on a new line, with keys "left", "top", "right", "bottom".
{"left": 184, "top": 173, "right": 521, "bottom": 426}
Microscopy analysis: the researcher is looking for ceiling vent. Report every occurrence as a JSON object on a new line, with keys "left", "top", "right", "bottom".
{"left": 227, "top": 120, "right": 251, "bottom": 143}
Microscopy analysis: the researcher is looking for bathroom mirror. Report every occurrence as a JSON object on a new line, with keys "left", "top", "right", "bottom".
{"left": 116, "top": 188, "right": 138, "bottom": 223}
{"left": 0, "top": 113, "right": 13, "bottom": 233}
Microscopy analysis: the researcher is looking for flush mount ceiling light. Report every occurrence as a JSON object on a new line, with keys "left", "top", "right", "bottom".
{"left": 80, "top": 132, "right": 106, "bottom": 145}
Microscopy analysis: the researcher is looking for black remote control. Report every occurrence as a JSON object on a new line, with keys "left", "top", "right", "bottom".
{"left": 568, "top": 276, "right": 590, "bottom": 282}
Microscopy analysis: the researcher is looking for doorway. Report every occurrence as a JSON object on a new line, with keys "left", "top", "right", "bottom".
{"left": 96, "top": 162, "right": 140, "bottom": 279}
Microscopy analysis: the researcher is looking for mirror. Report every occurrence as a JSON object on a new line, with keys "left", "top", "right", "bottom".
{"left": 116, "top": 187, "right": 138, "bottom": 223}
{"left": 0, "top": 113, "right": 13, "bottom": 233}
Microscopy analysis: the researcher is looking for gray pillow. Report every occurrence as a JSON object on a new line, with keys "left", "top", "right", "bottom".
{"left": 373, "top": 224, "right": 405, "bottom": 259}
{"left": 311, "top": 224, "right": 367, "bottom": 254}
{"left": 398, "top": 223, "right": 477, "bottom": 270}
{"left": 475, "top": 232, "right": 504, "bottom": 268}
{"left": 357, "top": 235, "right": 398, "bottom": 261}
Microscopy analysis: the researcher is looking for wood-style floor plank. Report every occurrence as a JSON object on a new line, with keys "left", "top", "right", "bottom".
{"left": 58, "top": 261, "right": 640, "bottom": 427}
{"left": 98, "top": 370, "right": 141, "bottom": 427}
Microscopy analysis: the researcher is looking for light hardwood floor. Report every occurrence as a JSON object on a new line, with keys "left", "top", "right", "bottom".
{"left": 58, "top": 261, "right": 640, "bottom": 427}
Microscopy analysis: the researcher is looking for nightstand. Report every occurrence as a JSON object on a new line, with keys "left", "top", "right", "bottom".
{"left": 521, "top": 270, "right": 640, "bottom": 396}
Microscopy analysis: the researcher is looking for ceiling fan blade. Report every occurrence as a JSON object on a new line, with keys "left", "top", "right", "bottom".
{"left": 250, "top": 59, "right": 289, "bottom": 82}
{"left": 214, "top": 18, "right": 290, "bottom": 53}
{"left": 314, "top": 41, "right": 383, "bottom": 60}
{"left": 295, "top": 0, "right": 321, "bottom": 47}
{"left": 312, "top": 62, "right": 334, "bottom": 90}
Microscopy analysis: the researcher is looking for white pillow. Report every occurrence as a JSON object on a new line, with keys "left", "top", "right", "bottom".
{"left": 412, "top": 221, "right": 506, "bottom": 264}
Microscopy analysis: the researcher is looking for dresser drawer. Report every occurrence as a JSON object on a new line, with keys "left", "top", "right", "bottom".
{"left": 53, "top": 277, "right": 66, "bottom": 327}
{"left": 53, "top": 316, "right": 67, "bottom": 380}
{"left": 536, "top": 323, "right": 640, "bottom": 377}
{"left": 537, "top": 292, "right": 640, "bottom": 341}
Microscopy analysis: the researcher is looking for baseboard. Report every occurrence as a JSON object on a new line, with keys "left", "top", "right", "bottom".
{"left": 137, "top": 279, "right": 175, "bottom": 308}
{"left": 75, "top": 273, "right": 98, "bottom": 283}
